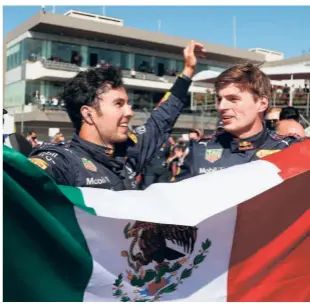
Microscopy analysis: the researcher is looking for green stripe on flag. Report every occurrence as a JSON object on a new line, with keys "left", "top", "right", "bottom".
{"left": 59, "top": 185, "right": 96, "bottom": 216}
{"left": 3, "top": 146, "right": 93, "bottom": 301}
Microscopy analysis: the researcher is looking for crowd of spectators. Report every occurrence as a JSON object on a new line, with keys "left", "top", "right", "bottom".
{"left": 272, "top": 83, "right": 310, "bottom": 104}
{"left": 23, "top": 130, "right": 65, "bottom": 148}
{"left": 29, "top": 90, "right": 65, "bottom": 111}
{"left": 139, "top": 128, "right": 204, "bottom": 188}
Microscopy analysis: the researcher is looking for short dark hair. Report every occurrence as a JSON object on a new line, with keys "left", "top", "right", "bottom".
{"left": 61, "top": 65, "right": 124, "bottom": 131}
{"left": 279, "top": 106, "right": 300, "bottom": 122}
{"left": 215, "top": 62, "right": 272, "bottom": 100}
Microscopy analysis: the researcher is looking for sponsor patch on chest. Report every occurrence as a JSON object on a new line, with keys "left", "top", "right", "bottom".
{"left": 82, "top": 158, "right": 97, "bottom": 172}
{"left": 205, "top": 149, "right": 223, "bottom": 163}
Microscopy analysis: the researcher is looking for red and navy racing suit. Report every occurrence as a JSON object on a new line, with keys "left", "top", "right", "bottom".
{"left": 175, "top": 127, "right": 304, "bottom": 181}
{"left": 29, "top": 75, "right": 191, "bottom": 190}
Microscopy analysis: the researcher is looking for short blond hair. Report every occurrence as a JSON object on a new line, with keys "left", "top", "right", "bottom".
{"left": 215, "top": 63, "right": 272, "bottom": 100}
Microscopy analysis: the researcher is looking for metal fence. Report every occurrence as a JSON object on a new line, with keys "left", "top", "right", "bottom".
{"left": 271, "top": 92, "right": 310, "bottom": 117}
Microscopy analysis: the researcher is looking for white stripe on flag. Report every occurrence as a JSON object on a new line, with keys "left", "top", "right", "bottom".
{"left": 75, "top": 206, "right": 237, "bottom": 302}
{"left": 79, "top": 160, "right": 282, "bottom": 225}
{"left": 73, "top": 160, "right": 284, "bottom": 302}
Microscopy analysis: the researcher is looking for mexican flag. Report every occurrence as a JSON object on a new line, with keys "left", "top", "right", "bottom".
{"left": 3, "top": 142, "right": 310, "bottom": 302}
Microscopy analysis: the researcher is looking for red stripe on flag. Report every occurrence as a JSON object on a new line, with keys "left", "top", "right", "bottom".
{"left": 228, "top": 169, "right": 310, "bottom": 301}
{"left": 263, "top": 140, "right": 310, "bottom": 180}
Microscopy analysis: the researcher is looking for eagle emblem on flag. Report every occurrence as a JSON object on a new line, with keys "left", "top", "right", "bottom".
{"left": 112, "top": 222, "right": 212, "bottom": 301}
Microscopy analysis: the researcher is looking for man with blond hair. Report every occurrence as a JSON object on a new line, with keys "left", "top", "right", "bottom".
{"left": 176, "top": 63, "right": 304, "bottom": 179}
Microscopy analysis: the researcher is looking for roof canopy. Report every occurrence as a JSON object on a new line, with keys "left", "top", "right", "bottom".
{"left": 193, "top": 62, "right": 310, "bottom": 84}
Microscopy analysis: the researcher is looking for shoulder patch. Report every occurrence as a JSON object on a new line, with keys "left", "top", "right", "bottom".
{"left": 154, "top": 92, "right": 171, "bottom": 110}
{"left": 256, "top": 149, "right": 281, "bottom": 158}
{"left": 128, "top": 133, "right": 138, "bottom": 144}
{"left": 29, "top": 158, "right": 48, "bottom": 170}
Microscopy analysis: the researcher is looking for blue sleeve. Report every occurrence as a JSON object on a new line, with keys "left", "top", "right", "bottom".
{"left": 127, "top": 75, "right": 192, "bottom": 173}
{"left": 29, "top": 148, "right": 75, "bottom": 186}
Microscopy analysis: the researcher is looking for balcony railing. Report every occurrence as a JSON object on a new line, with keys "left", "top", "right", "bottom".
{"left": 39, "top": 60, "right": 206, "bottom": 87}
{"left": 41, "top": 59, "right": 81, "bottom": 72}
{"left": 271, "top": 92, "right": 310, "bottom": 117}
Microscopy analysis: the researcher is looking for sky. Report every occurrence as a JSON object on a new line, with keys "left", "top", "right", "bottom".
{"left": 3, "top": 5, "right": 310, "bottom": 58}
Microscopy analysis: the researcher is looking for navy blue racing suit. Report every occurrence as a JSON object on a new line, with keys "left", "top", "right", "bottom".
{"left": 29, "top": 75, "right": 191, "bottom": 190}
{"left": 140, "top": 138, "right": 172, "bottom": 189}
{"left": 175, "top": 127, "right": 303, "bottom": 181}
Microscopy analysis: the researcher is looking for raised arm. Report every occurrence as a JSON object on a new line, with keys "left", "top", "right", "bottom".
{"left": 126, "top": 41, "right": 207, "bottom": 172}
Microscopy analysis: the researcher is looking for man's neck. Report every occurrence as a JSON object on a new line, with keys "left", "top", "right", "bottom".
{"left": 79, "top": 128, "right": 114, "bottom": 149}
{"left": 232, "top": 122, "right": 264, "bottom": 140}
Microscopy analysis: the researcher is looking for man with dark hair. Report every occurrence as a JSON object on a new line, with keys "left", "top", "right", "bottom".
{"left": 175, "top": 63, "right": 304, "bottom": 179}
{"left": 279, "top": 106, "right": 300, "bottom": 122}
{"left": 29, "top": 41, "right": 206, "bottom": 189}
{"left": 188, "top": 129, "right": 200, "bottom": 141}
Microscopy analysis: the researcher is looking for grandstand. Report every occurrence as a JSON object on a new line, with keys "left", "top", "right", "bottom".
{"left": 2, "top": 9, "right": 275, "bottom": 139}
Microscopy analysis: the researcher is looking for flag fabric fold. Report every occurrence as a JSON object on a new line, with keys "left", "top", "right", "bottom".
{"left": 3, "top": 141, "right": 310, "bottom": 302}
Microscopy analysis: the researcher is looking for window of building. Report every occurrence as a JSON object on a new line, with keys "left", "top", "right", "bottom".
{"left": 25, "top": 80, "right": 41, "bottom": 105}
{"left": 44, "top": 81, "right": 64, "bottom": 100}
{"left": 6, "top": 42, "right": 22, "bottom": 71}
{"left": 51, "top": 41, "right": 82, "bottom": 65}
{"left": 22, "top": 38, "right": 44, "bottom": 62}
{"left": 196, "top": 64, "right": 209, "bottom": 73}
{"left": 135, "top": 54, "right": 153, "bottom": 73}
{"left": 154, "top": 57, "right": 172, "bottom": 76}
{"left": 88, "top": 47, "right": 107, "bottom": 66}
{"left": 88, "top": 47, "right": 124, "bottom": 67}
{"left": 4, "top": 81, "right": 26, "bottom": 107}
{"left": 209, "top": 65, "right": 226, "bottom": 72}
{"left": 101, "top": 49, "right": 122, "bottom": 67}
{"left": 120, "top": 51, "right": 132, "bottom": 70}
{"left": 25, "top": 80, "right": 65, "bottom": 106}
{"left": 126, "top": 89, "right": 188, "bottom": 112}
{"left": 176, "top": 60, "right": 183, "bottom": 74}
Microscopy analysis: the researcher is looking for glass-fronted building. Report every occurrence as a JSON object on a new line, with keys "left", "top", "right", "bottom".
{"left": 6, "top": 38, "right": 226, "bottom": 73}
{"left": 4, "top": 10, "right": 264, "bottom": 133}
{"left": 5, "top": 36, "right": 228, "bottom": 112}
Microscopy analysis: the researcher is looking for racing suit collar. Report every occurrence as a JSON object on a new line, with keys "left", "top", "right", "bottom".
{"left": 230, "top": 127, "right": 269, "bottom": 152}
{"left": 71, "top": 133, "right": 123, "bottom": 171}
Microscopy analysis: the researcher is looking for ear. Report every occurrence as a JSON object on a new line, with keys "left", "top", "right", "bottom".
{"left": 80, "top": 106, "right": 93, "bottom": 125}
{"left": 258, "top": 96, "right": 269, "bottom": 114}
